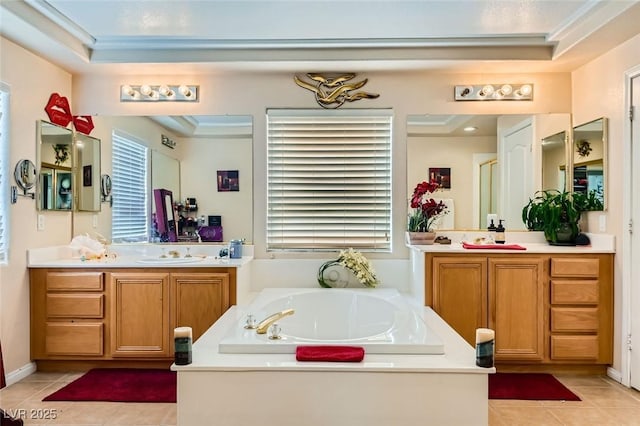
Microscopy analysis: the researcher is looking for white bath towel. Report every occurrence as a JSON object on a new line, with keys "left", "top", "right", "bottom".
{"left": 431, "top": 198, "right": 455, "bottom": 230}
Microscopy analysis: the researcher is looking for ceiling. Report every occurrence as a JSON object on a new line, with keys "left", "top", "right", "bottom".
{"left": 2, "top": 0, "right": 640, "bottom": 75}
{"left": 1, "top": 0, "right": 639, "bottom": 136}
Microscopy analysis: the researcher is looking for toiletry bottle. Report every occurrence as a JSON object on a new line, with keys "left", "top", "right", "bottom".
{"left": 487, "top": 219, "right": 496, "bottom": 232}
{"left": 495, "top": 220, "right": 506, "bottom": 244}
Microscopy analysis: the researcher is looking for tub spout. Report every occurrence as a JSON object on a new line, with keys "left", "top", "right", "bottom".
{"left": 256, "top": 309, "right": 295, "bottom": 334}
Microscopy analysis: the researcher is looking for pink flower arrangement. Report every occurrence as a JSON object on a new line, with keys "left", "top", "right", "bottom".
{"left": 408, "top": 180, "right": 448, "bottom": 232}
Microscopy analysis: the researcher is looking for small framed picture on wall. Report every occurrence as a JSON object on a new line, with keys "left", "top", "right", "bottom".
{"left": 428, "top": 167, "right": 451, "bottom": 189}
{"left": 217, "top": 170, "right": 239, "bottom": 191}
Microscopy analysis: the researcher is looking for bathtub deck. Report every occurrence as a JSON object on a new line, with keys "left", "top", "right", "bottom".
{"left": 173, "top": 299, "right": 492, "bottom": 426}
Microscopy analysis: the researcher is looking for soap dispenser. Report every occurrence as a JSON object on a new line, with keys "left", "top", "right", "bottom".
{"left": 495, "top": 220, "right": 506, "bottom": 244}
{"left": 487, "top": 219, "right": 497, "bottom": 232}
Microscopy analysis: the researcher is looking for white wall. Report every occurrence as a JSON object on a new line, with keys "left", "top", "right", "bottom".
{"left": 571, "top": 32, "right": 640, "bottom": 375}
{"left": 0, "top": 37, "right": 73, "bottom": 374}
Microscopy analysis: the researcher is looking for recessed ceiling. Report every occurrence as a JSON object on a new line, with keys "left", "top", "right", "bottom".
{"left": 1, "top": 0, "right": 640, "bottom": 75}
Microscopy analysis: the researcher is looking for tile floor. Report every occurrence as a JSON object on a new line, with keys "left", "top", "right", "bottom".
{"left": 1, "top": 372, "right": 639, "bottom": 425}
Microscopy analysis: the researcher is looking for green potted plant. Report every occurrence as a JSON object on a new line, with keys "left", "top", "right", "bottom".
{"left": 522, "top": 189, "right": 602, "bottom": 245}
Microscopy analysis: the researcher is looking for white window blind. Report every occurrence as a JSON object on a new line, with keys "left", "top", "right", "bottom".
{"left": 112, "top": 131, "right": 149, "bottom": 243}
{"left": 267, "top": 109, "right": 392, "bottom": 252}
{"left": 0, "top": 83, "right": 9, "bottom": 263}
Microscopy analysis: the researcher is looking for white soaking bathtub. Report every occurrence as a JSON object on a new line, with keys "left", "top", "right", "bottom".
{"left": 174, "top": 287, "right": 491, "bottom": 426}
{"left": 218, "top": 288, "right": 444, "bottom": 354}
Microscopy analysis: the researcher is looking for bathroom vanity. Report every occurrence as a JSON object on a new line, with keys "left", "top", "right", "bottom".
{"left": 27, "top": 245, "right": 251, "bottom": 370}
{"left": 410, "top": 233, "right": 614, "bottom": 371}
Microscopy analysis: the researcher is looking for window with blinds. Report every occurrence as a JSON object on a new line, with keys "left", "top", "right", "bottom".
{"left": 112, "top": 131, "right": 149, "bottom": 243}
{"left": 267, "top": 109, "right": 392, "bottom": 252}
{"left": 0, "top": 84, "right": 9, "bottom": 263}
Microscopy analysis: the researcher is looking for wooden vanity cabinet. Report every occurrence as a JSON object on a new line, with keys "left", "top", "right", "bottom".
{"left": 428, "top": 254, "right": 545, "bottom": 362}
{"left": 548, "top": 255, "right": 613, "bottom": 364}
{"left": 30, "top": 267, "right": 235, "bottom": 366}
{"left": 30, "top": 270, "right": 106, "bottom": 359}
{"left": 171, "top": 272, "right": 231, "bottom": 342}
{"left": 426, "top": 252, "right": 613, "bottom": 367}
{"left": 109, "top": 272, "right": 171, "bottom": 357}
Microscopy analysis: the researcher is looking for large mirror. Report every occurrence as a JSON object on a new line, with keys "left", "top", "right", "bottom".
{"left": 75, "top": 132, "right": 101, "bottom": 212}
{"left": 72, "top": 115, "right": 254, "bottom": 243}
{"left": 37, "top": 120, "right": 74, "bottom": 211}
{"left": 572, "top": 117, "right": 607, "bottom": 210}
{"left": 407, "top": 113, "right": 571, "bottom": 230}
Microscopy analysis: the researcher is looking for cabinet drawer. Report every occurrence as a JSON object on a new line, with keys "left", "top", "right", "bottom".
{"left": 551, "top": 307, "right": 598, "bottom": 332}
{"left": 551, "top": 258, "right": 599, "bottom": 278}
{"left": 45, "top": 323, "right": 103, "bottom": 355}
{"left": 550, "top": 335, "right": 598, "bottom": 360}
{"left": 46, "top": 294, "right": 104, "bottom": 318}
{"left": 551, "top": 280, "right": 599, "bottom": 304}
{"left": 47, "top": 272, "right": 103, "bottom": 291}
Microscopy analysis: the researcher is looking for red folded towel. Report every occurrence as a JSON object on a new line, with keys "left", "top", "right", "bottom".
{"left": 296, "top": 345, "right": 365, "bottom": 362}
{"left": 462, "top": 242, "right": 526, "bottom": 250}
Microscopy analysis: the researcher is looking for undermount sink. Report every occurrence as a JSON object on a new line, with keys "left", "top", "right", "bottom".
{"left": 136, "top": 256, "right": 205, "bottom": 264}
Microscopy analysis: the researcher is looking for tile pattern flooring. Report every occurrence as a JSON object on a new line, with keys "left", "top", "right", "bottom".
{"left": 0, "top": 372, "right": 639, "bottom": 425}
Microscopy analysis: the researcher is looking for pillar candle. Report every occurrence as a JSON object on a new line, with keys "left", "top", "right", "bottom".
{"left": 475, "top": 328, "right": 495, "bottom": 368}
{"left": 174, "top": 327, "right": 192, "bottom": 365}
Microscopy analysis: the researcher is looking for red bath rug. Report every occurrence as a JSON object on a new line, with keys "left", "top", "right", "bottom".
{"left": 489, "top": 372, "right": 581, "bottom": 401}
{"left": 42, "top": 368, "right": 176, "bottom": 403}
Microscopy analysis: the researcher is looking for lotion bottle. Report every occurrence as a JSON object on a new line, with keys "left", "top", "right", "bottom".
{"left": 495, "top": 220, "right": 506, "bottom": 244}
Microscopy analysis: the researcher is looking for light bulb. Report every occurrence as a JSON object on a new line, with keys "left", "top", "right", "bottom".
{"left": 519, "top": 84, "right": 532, "bottom": 96}
{"left": 479, "top": 84, "right": 494, "bottom": 97}
{"left": 159, "top": 85, "right": 173, "bottom": 97}
{"left": 122, "top": 85, "right": 134, "bottom": 96}
{"left": 140, "top": 84, "right": 153, "bottom": 96}
{"left": 500, "top": 84, "right": 513, "bottom": 95}
{"left": 179, "top": 85, "right": 192, "bottom": 98}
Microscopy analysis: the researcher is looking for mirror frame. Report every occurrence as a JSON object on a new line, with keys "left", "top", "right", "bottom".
{"left": 571, "top": 117, "right": 607, "bottom": 210}
{"left": 36, "top": 120, "right": 74, "bottom": 211}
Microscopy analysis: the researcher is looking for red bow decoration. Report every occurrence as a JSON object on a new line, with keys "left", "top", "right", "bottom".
{"left": 44, "top": 93, "right": 73, "bottom": 127}
{"left": 72, "top": 115, "right": 94, "bottom": 135}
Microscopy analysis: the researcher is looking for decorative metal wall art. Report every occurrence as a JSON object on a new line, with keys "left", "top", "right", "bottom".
{"left": 294, "top": 73, "right": 379, "bottom": 109}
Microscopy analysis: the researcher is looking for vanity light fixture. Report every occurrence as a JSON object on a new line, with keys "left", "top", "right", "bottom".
{"left": 120, "top": 84, "right": 199, "bottom": 102}
{"left": 463, "top": 126, "right": 478, "bottom": 132}
{"left": 454, "top": 84, "right": 533, "bottom": 101}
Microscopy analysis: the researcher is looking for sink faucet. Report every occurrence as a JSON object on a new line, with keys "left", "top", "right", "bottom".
{"left": 256, "top": 308, "right": 295, "bottom": 334}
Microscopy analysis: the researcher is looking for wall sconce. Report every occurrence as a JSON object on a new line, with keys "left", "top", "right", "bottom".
{"left": 161, "top": 135, "right": 176, "bottom": 149}
{"left": 454, "top": 84, "right": 533, "bottom": 101}
{"left": 120, "top": 84, "right": 199, "bottom": 102}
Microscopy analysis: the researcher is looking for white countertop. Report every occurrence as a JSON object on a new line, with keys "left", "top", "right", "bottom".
{"left": 408, "top": 231, "right": 615, "bottom": 254}
{"left": 27, "top": 243, "right": 253, "bottom": 268}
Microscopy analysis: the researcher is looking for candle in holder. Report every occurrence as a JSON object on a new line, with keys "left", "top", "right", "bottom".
{"left": 174, "top": 326, "right": 193, "bottom": 365}
{"left": 475, "top": 328, "right": 495, "bottom": 368}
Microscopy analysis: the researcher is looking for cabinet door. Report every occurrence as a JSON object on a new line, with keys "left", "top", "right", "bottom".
{"left": 110, "top": 272, "right": 170, "bottom": 357}
{"left": 172, "top": 272, "right": 230, "bottom": 342}
{"left": 431, "top": 256, "right": 487, "bottom": 346}
{"left": 488, "top": 257, "right": 545, "bottom": 361}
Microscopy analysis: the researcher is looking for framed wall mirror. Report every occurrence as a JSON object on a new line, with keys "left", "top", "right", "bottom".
{"left": 75, "top": 132, "right": 101, "bottom": 212}
{"left": 572, "top": 117, "right": 607, "bottom": 210}
{"left": 36, "top": 120, "right": 74, "bottom": 211}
